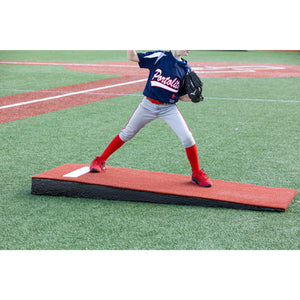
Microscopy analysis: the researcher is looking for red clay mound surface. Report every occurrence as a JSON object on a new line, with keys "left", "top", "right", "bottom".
{"left": 32, "top": 164, "right": 298, "bottom": 211}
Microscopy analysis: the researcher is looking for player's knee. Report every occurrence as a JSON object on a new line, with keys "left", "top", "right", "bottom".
{"left": 119, "top": 128, "right": 137, "bottom": 142}
{"left": 181, "top": 134, "right": 195, "bottom": 148}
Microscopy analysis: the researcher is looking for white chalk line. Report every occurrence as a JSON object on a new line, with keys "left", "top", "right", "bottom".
{"left": 63, "top": 166, "right": 90, "bottom": 178}
{"left": 0, "top": 88, "right": 142, "bottom": 96}
{"left": 0, "top": 87, "right": 299, "bottom": 106}
{"left": 207, "top": 97, "right": 300, "bottom": 103}
{"left": 0, "top": 78, "right": 147, "bottom": 110}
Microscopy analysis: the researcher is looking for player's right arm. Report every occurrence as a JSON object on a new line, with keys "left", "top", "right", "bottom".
{"left": 127, "top": 50, "right": 140, "bottom": 63}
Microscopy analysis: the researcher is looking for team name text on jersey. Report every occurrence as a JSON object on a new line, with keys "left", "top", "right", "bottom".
{"left": 150, "top": 69, "right": 180, "bottom": 93}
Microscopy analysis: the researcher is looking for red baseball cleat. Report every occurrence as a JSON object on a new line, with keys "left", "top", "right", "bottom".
{"left": 90, "top": 156, "right": 106, "bottom": 172}
{"left": 192, "top": 169, "right": 212, "bottom": 187}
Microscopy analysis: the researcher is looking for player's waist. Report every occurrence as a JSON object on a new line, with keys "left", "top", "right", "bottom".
{"left": 146, "top": 97, "right": 166, "bottom": 105}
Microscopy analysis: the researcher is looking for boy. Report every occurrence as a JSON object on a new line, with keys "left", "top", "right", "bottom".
{"left": 90, "top": 50, "right": 212, "bottom": 187}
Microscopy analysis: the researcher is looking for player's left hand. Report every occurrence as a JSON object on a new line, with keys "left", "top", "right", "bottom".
{"left": 184, "top": 71, "right": 204, "bottom": 103}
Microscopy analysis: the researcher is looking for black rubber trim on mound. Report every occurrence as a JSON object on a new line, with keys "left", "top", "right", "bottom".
{"left": 31, "top": 178, "right": 285, "bottom": 212}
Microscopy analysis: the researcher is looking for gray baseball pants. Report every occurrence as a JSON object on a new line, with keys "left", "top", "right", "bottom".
{"left": 119, "top": 97, "right": 195, "bottom": 148}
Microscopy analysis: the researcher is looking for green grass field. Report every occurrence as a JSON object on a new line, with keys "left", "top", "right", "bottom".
{"left": 0, "top": 50, "right": 299, "bottom": 250}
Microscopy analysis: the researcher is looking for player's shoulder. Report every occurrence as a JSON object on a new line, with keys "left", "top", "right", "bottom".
{"left": 139, "top": 50, "right": 168, "bottom": 55}
{"left": 137, "top": 50, "right": 171, "bottom": 68}
{"left": 139, "top": 50, "right": 168, "bottom": 59}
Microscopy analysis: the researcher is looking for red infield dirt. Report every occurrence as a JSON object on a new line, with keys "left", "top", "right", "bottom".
{"left": 1, "top": 60, "right": 300, "bottom": 124}
{"left": 64, "top": 61, "right": 300, "bottom": 78}
{"left": 32, "top": 164, "right": 297, "bottom": 211}
{"left": 0, "top": 75, "right": 146, "bottom": 124}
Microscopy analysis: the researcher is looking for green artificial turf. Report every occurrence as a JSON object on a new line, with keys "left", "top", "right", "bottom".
{"left": 0, "top": 50, "right": 299, "bottom": 250}
{"left": 0, "top": 64, "right": 119, "bottom": 97}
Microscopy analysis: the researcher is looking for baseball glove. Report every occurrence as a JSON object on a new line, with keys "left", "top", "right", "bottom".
{"left": 184, "top": 71, "right": 204, "bottom": 103}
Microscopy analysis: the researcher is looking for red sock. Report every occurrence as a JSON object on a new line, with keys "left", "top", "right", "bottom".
{"left": 185, "top": 144, "right": 200, "bottom": 174}
{"left": 101, "top": 134, "right": 125, "bottom": 161}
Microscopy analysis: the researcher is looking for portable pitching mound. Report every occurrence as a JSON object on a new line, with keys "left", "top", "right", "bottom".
{"left": 31, "top": 164, "right": 297, "bottom": 212}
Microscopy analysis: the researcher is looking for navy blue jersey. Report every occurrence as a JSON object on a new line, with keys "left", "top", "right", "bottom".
{"left": 137, "top": 50, "right": 191, "bottom": 104}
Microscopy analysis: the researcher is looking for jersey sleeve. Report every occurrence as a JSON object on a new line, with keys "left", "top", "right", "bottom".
{"left": 137, "top": 50, "right": 166, "bottom": 69}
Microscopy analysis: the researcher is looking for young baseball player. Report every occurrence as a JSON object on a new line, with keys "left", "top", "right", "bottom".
{"left": 90, "top": 50, "right": 212, "bottom": 187}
